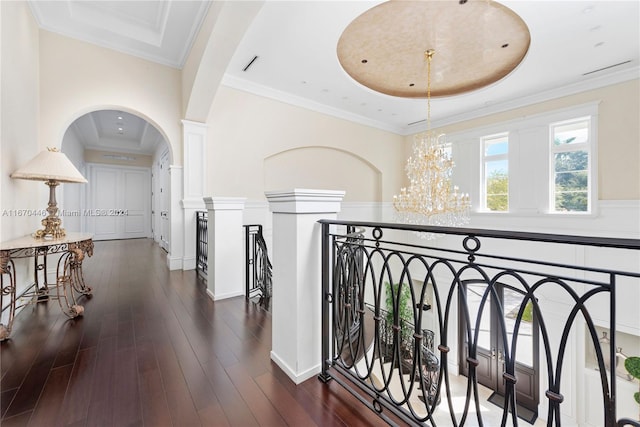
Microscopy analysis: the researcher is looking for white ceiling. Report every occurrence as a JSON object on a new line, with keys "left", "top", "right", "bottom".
{"left": 71, "top": 110, "right": 164, "bottom": 156}
{"left": 29, "top": 0, "right": 640, "bottom": 143}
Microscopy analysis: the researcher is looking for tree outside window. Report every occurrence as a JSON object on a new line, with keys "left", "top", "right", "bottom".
{"left": 550, "top": 118, "right": 590, "bottom": 213}
{"left": 482, "top": 134, "right": 509, "bottom": 212}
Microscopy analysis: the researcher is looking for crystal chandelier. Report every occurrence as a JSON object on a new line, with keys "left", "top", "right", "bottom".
{"left": 393, "top": 50, "right": 471, "bottom": 231}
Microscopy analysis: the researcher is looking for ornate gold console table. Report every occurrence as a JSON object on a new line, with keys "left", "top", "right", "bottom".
{"left": 0, "top": 233, "right": 94, "bottom": 340}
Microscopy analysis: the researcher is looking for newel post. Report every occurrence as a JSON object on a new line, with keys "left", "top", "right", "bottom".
{"left": 265, "top": 189, "right": 345, "bottom": 384}
{"left": 203, "top": 197, "right": 246, "bottom": 300}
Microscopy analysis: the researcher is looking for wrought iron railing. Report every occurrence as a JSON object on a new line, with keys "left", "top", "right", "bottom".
{"left": 318, "top": 220, "right": 640, "bottom": 427}
{"left": 244, "top": 224, "right": 272, "bottom": 309}
{"left": 196, "top": 211, "right": 207, "bottom": 278}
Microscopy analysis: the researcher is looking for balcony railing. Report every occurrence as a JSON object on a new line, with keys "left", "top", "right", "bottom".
{"left": 318, "top": 220, "right": 640, "bottom": 427}
{"left": 196, "top": 211, "right": 207, "bottom": 278}
{"left": 244, "top": 224, "right": 272, "bottom": 310}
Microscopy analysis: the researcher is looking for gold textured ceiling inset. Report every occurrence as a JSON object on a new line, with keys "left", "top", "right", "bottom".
{"left": 337, "top": 0, "right": 531, "bottom": 98}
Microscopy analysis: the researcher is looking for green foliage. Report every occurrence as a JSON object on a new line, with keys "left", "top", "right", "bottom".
{"left": 486, "top": 170, "right": 508, "bottom": 211}
{"left": 553, "top": 150, "right": 589, "bottom": 212}
{"left": 625, "top": 356, "right": 640, "bottom": 408}
{"left": 624, "top": 356, "right": 640, "bottom": 380}
{"left": 384, "top": 282, "right": 413, "bottom": 344}
{"left": 554, "top": 136, "right": 577, "bottom": 146}
{"left": 521, "top": 301, "right": 533, "bottom": 323}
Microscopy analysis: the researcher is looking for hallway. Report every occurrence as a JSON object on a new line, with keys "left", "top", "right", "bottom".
{"left": 0, "top": 239, "right": 386, "bottom": 426}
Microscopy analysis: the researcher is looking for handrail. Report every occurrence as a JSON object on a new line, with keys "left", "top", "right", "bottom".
{"left": 318, "top": 219, "right": 640, "bottom": 250}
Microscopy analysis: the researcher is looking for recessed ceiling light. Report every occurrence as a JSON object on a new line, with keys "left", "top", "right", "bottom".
{"left": 117, "top": 116, "right": 123, "bottom": 120}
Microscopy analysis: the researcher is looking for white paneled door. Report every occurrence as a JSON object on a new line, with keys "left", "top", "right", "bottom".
{"left": 87, "top": 164, "right": 151, "bottom": 240}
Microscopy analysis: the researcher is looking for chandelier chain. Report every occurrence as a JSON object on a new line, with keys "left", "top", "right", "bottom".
{"left": 392, "top": 49, "right": 471, "bottom": 236}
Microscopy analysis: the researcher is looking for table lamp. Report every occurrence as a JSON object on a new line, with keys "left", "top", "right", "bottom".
{"left": 10, "top": 147, "right": 87, "bottom": 239}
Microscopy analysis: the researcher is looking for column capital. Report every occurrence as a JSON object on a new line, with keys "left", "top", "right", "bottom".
{"left": 181, "top": 119, "right": 208, "bottom": 130}
{"left": 203, "top": 197, "right": 246, "bottom": 211}
{"left": 265, "top": 188, "right": 345, "bottom": 214}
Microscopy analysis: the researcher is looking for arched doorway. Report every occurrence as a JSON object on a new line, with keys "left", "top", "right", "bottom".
{"left": 60, "top": 109, "right": 171, "bottom": 247}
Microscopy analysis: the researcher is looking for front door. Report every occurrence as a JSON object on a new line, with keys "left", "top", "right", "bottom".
{"left": 459, "top": 280, "right": 539, "bottom": 415}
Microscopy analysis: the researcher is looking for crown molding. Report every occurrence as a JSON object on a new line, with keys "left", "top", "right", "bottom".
{"left": 221, "top": 74, "right": 405, "bottom": 135}
{"left": 224, "top": 66, "right": 638, "bottom": 138}
{"left": 411, "top": 66, "right": 640, "bottom": 135}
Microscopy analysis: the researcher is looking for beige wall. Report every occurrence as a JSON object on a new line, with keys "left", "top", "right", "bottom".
{"left": 206, "top": 86, "right": 404, "bottom": 202}
{"left": 264, "top": 147, "right": 382, "bottom": 202}
{"left": 427, "top": 79, "right": 640, "bottom": 200}
{"left": 38, "top": 31, "right": 183, "bottom": 165}
{"left": 0, "top": 1, "right": 43, "bottom": 241}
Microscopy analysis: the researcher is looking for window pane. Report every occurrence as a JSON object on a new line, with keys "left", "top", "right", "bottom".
{"left": 555, "top": 170, "right": 588, "bottom": 192}
{"left": 554, "top": 150, "right": 588, "bottom": 172}
{"left": 485, "top": 137, "right": 508, "bottom": 156}
{"left": 553, "top": 120, "right": 589, "bottom": 145}
{"left": 485, "top": 160, "right": 508, "bottom": 211}
{"left": 555, "top": 167, "right": 588, "bottom": 212}
{"left": 555, "top": 190, "right": 588, "bottom": 212}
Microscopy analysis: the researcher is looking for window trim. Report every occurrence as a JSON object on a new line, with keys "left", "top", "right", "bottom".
{"left": 548, "top": 115, "right": 595, "bottom": 215}
{"left": 443, "top": 101, "right": 599, "bottom": 218}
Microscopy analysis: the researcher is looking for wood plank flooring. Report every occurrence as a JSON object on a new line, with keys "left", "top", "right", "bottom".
{"left": 0, "top": 239, "right": 388, "bottom": 426}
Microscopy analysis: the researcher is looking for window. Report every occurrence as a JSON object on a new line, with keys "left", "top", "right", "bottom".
{"left": 550, "top": 117, "right": 591, "bottom": 213}
{"left": 481, "top": 133, "right": 509, "bottom": 212}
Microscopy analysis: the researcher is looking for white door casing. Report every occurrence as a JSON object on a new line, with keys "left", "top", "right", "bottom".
{"left": 159, "top": 150, "right": 170, "bottom": 251}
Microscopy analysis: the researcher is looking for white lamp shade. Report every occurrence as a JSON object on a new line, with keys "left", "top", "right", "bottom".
{"left": 11, "top": 148, "right": 87, "bottom": 183}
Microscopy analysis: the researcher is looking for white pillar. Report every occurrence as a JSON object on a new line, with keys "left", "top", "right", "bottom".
{"left": 265, "top": 188, "right": 345, "bottom": 384}
{"left": 181, "top": 120, "right": 207, "bottom": 270}
{"left": 203, "top": 197, "right": 246, "bottom": 300}
{"left": 167, "top": 165, "right": 183, "bottom": 270}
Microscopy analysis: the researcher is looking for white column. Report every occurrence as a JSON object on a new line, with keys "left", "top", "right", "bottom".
{"left": 265, "top": 188, "right": 345, "bottom": 384}
{"left": 203, "top": 197, "right": 246, "bottom": 300}
{"left": 181, "top": 120, "right": 207, "bottom": 270}
{"left": 167, "top": 165, "right": 183, "bottom": 270}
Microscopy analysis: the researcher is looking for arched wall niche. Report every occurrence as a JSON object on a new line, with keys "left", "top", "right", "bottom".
{"left": 264, "top": 146, "right": 382, "bottom": 202}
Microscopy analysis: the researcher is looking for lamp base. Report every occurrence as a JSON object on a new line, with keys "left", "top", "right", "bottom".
{"left": 33, "top": 180, "right": 65, "bottom": 239}
{"left": 34, "top": 216, "right": 66, "bottom": 239}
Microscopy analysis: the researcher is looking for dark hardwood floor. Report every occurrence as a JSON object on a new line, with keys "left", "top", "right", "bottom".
{"left": 1, "top": 239, "right": 388, "bottom": 426}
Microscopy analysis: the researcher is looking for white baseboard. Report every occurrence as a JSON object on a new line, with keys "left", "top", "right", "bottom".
{"left": 205, "top": 288, "right": 244, "bottom": 301}
{"left": 166, "top": 254, "right": 183, "bottom": 271}
{"left": 182, "top": 256, "right": 196, "bottom": 271}
{"left": 270, "top": 350, "right": 321, "bottom": 385}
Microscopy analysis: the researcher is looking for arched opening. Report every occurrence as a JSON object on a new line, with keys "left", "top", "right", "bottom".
{"left": 60, "top": 108, "right": 171, "bottom": 249}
